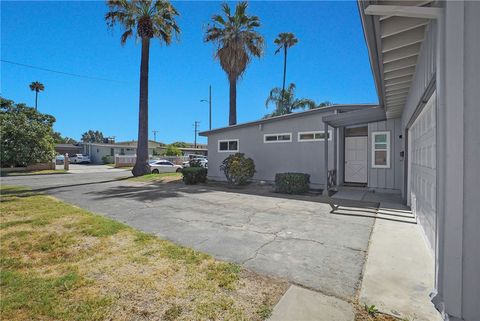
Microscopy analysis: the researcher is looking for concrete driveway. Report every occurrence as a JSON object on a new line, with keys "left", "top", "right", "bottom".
{"left": 2, "top": 171, "right": 375, "bottom": 300}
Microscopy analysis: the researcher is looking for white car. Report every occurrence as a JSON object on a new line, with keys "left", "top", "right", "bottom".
{"left": 69, "top": 154, "right": 90, "bottom": 164}
{"left": 182, "top": 156, "right": 208, "bottom": 168}
{"left": 149, "top": 160, "right": 183, "bottom": 174}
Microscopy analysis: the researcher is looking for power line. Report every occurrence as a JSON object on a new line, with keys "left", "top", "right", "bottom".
{"left": 1, "top": 59, "right": 128, "bottom": 84}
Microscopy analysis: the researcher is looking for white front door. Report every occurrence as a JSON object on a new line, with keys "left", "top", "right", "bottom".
{"left": 345, "top": 136, "right": 368, "bottom": 183}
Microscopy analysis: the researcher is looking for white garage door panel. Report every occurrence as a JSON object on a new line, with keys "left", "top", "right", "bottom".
{"left": 409, "top": 92, "right": 436, "bottom": 251}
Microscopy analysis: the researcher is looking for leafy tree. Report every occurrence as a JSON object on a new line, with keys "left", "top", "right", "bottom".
{"left": 170, "top": 141, "right": 188, "bottom": 148}
{"left": 106, "top": 0, "right": 180, "bottom": 177}
{"left": 265, "top": 83, "right": 315, "bottom": 117}
{"left": 0, "top": 97, "right": 56, "bottom": 167}
{"left": 205, "top": 2, "right": 264, "bottom": 126}
{"left": 274, "top": 33, "right": 298, "bottom": 103}
{"left": 81, "top": 130, "right": 104, "bottom": 143}
{"left": 53, "top": 131, "right": 78, "bottom": 144}
{"left": 311, "top": 101, "right": 334, "bottom": 109}
{"left": 29, "top": 81, "right": 45, "bottom": 111}
{"left": 164, "top": 145, "right": 181, "bottom": 156}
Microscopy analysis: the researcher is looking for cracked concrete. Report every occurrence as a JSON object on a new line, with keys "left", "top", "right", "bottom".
{"left": 2, "top": 168, "right": 375, "bottom": 301}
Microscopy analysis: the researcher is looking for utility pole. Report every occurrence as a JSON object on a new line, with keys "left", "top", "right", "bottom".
{"left": 152, "top": 130, "right": 159, "bottom": 142}
{"left": 193, "top": 121, "right": 200, "bottom": 149}
{"left": 200, "top": 85, "right": 212, "bottom": 130}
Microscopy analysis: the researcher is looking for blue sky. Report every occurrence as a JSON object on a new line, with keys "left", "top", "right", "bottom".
{"left": 1, "top": 1, "right": 377, "bottom": 144}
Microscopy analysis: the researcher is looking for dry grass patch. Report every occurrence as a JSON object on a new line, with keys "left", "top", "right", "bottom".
{"left": 0, "top": 185, "right": 287, "bottom": 321}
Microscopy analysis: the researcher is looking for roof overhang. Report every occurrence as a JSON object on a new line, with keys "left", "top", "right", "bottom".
{"left": 357, "top": 0, "right": 441, "bottom": 119}
{"left": 322, "top": 107, "right": 386, "bottom": 128}
{"left": 199, "top": 104, "right": 378, "bottom": 136}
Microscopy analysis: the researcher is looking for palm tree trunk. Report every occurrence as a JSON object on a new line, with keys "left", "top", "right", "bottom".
{"left": 35, "top": 91, "right": 38, "bottom": 111}
{"left": 132, "top": 38, "right": 151, "bottom": 177}
{"left": 282, "top": 46, "right": 287, "bottom": 100}
{"left": 228, "top": 75, "right": 237, "bottom": 126}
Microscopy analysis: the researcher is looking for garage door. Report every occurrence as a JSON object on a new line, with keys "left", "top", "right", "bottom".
{"left": 408, "top": 92, "right": 436, "bottom": 252}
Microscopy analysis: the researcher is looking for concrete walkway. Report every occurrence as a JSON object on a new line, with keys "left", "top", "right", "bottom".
{"left": 359, "top": 199, "right": 442, "bottom": 321}
{"left": 269, "top": 285, "right": 355, "bottom": 321}
{"left": 269, "top": 191, "right": 442, "bottom": 321}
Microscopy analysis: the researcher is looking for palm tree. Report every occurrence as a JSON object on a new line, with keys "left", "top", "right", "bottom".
{"left": 29, "top": 81, "right": 45, "bottom": 111}
{"left": 274, "top": 33, "right": 298, "bottom": 102}
{"left": 205, "top": 2, "right": 264, "bottom": 126}
{"left": 265, "top": 83, "right": 315, "bottom": 117}
{"left": 313, "top": 101, "right": 334, "bottom": 109}
{"left": 105, "top": 0, "right": 180, "bottom": 176}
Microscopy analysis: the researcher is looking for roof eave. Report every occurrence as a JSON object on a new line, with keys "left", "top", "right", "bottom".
{"left": 199, "top": 104, "right": 379, "bottom": 136}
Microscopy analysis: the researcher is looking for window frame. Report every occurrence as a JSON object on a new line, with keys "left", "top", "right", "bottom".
{"left": 263, "top": 132, "right": 292, "bottom": 144}
{"left": 217, "top": 139, "right": 239, "bottom": 153}
{"left": 297, "top": 130, "right": 332, "bottom": 142}
{"left": 371, "top": 131, "right": 391, "bottom": 168}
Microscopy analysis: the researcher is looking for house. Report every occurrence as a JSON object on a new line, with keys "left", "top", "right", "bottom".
{"left": 201, "top": 1, "right": 480, "bottom": 320}
{"left": 54, "top": 144, "right": 82, "bottom": 156}
{"left": 200, "top": 104, "right": 384, "bottom": 188}
{"left": 116, "top": 140, "right": 166, "bottom": 150}
{"left": 81, "top": 142, "right": 153, "bottom": 164}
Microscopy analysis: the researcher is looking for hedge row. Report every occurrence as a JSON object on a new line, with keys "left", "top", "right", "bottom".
{"left": 274, "top": 172, "right": 310, "bottom": 194}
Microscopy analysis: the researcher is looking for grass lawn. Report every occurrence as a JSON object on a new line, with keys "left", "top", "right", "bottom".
{"left": 126, "top": 172, "right": 183, "bottom": 183}
{"left": 0, "top": 185, "right": 287, "bottom": 321}
{"left": 0, "top": 169, "right": 68, "bottom": 177}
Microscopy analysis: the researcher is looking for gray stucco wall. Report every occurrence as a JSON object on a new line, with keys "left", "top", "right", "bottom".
{"left": 205, "top": 111, "right": 336, "bottom": 188}
{"left": 367, "top": 118, "right": 403, "bottom": 191}
{"left": 461, "top": 2, "right": 480, "bottom": 320}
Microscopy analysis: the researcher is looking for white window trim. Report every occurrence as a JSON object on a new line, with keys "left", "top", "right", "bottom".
{"left": 371, "top": 131, "right": 391, "bottom": 168}
{"left": 218, "top": 139, "right": 239, "bottom": 152}
{"left": 263, "top": 132, "right": 292, "bottom": 143}
{"left": 298, "top": 130, "right": 332, "bottom": 142}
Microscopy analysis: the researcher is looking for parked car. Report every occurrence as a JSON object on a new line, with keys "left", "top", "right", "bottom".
{"left": 55, "top": 155, "right": 65, "bottom": 165}
{"left": 149, "top": 160, "right": 183, "bottom": 174}
{"left": 69, "top": 154, "right": 91, "bottom": 164}
{"left": 183, "top": 155, "right": 208, "bottom": 168}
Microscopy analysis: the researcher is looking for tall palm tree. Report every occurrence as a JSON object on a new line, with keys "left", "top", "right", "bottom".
{"left": 29, "top": 81, "right": 45, "bottom": 111}
{"left": 274, "top": 33, "right": 298, "bottom": 102}
{"left": 265, "top": 83, "right": 315, "bottom": 117}
{"left": 205, "top": 2, "right": 264, "bottom": 126}
{"left": 105, "top": 0, "right": 180, "bottom": 176}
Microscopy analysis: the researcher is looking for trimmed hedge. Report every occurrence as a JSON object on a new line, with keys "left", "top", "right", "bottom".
{"left": 274, "top": 173, "right": 310, "bottom": 194}
{"left": 182, "top": 167, "right": 207, "bottom": 185}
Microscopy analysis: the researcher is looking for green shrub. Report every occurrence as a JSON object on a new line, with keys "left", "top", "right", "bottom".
{"left": 274, "top": 173, "right": 310, "bottom": 194}
{"left": 182, "top": 167, "right": 207, "bottom": 185}
{"left": 101, "top": 155, "right": 113, "bottom": 164}
{"left": 220, "top": 153, "right": 255, "bottom": 186}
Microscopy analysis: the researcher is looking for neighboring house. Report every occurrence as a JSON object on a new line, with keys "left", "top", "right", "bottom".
{"left": 81, "top": 142, "right": 153, "bottom": 164}
{"left": 116, "top": 140, "right": 166, "bottom": 150}
{"left": 178, "top": 147, "right": 208, "bottom": 156}
{"left": 201, "top": 1, "right": 480, "bottom": 320}
{"left": 54, "top": 144, "right": 82, "bottom": 156}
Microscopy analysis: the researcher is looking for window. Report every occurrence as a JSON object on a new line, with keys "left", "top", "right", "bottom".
{"left": 298, "top": 131, "right": 332, "bottom": 142}
{"left": 110, "top": 148, "right": 114, "bottom": 156}
{"left": 263, "top": 133, "right": 292, "bottom": 143}
{"left": 372, "top": 131, "right": 390, "bottom": 168}
{"left": 218, "top": 139, "right": 239, "bottom": 152}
